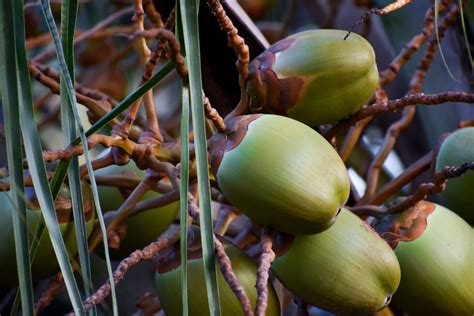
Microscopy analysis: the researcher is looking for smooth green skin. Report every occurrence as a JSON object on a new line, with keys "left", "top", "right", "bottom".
{"left": 274, "top": 29, "right": 379, "bottom": 126}
{"left": 393, "top": 204, "right": 474, "bottom": 315}
{"left": 272, "top": 209, "right": 401, "bottom": 315}
{"left": 0, "top": 192, "right": 95, "bottom": 287}
{"left": 435, "top": 127, "right": 474, "bottom": 224}
{"left": 95, "top": 161, "right": 179, "bottom": 259}
{"left": 155, "top": 245, "right": 280, "bottom": 316}
{"left": 217, "top": 115, "right": 350, "bottom": 234}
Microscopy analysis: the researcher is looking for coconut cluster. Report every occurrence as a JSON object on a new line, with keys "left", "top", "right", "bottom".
{"left": 154, "top": 30, "right": 473, "bottom": 315}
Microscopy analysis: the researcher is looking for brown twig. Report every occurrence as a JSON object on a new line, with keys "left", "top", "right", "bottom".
{"left": 345, "top": 0, "right": 413, "bottom": 39}
{"left": 379, "top": 0, "right": 452, "bottom": 86}
{"left": 324, "top": 91, "right": 474, "bottom": 139}
{"left": 83, "top": 225, "right": 180, "bottom": 311}
{"left": 33, "top": 6, "right": 135, "bottom": 62}
{"left": 348, "top": 205, "right": 386, "bottom": 217}
{"left": 387, "top": 162, "right": 474, "bottom": 214}
{"left": 143, "top": 0, "right": 164, "bottom": 28}
{"left": 337, "top": 87, "right": 387, "bottom": 162}
{"left": 255, "top": 227, "right": 275, "bottom": 316}
{"left": 339, "top": 116, "right": 373, "bottom": 163}
{"left": 143, "top": 8, "right": 176, "bottom": 82}
{"left": 112, "top": 28, "right": 186, "bottom": 142}
{"left": 132, "top": 0, "right": 163, "bottom": 144}
{"left": 204, "top": 96, "right": 227, "bottom": 133}
{"left": 28, "top": 62, "right": 130, "bottom": 138}
{"left": 360, "top": 5, "right": 460, "bottom": 201}
{"left": 361, "top": 151, "right": 432, "bottom": 206}
{"left": 187, "top": 195, "right": 254, "bottom": 316}
{"left": 26, "top": 26, "right": 134, "bottom": 50}
{"left": 35, "top": 272, "right": 65, "bottom": 314}
{"left": 31, "top": 61, "right": 119, "bottom": 106}
{"left": 206, "top": 0, "right": 251, "bottom": 121}
{"left": 214, "top": 205, "right": 239, "bottom": 236}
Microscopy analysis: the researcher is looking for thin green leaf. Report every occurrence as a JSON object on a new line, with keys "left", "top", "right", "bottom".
{"left": 39, "top": 0, "right": 117, "bottom": 314}
{"left": 60, "top": 1, "right": 95, "bottom": 314}
{"left": 176, "top": 6, "right": 189, "bottom": 315}
{"left": 10, "top": 220, "right": 47, "bottom": 316}
{"left": 180, "top": 86, "right": 190, "bottom": 316}
{"left": 13, "top": 0, "right": 85, "bottom": 313}
{"left": 0, "top": 2, "right": 34, "bottom": 314}
{"left": 435, "top": 0, "right": 462, "bottom": 82}
{"left": 179, "top": 1, "right": 221, "bottom": 315}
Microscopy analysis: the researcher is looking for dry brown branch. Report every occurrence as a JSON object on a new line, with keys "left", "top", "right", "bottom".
{"left": 361, "top": 5, "right": 460, "bottom": 200}
{"left": 206, "top": 0, "right": 251, "bottom": 120}
{"left": 187, "top": 195, "right": 254, "bottom": 316}
{"left": 349, "top": 205, "right": 386, "bottom": 217}
{"left": 143, "top": 8, "right": 176, "bottom": 82}
{"left": 360, "top": 152, "right": 432, "bottom": 206}
{"left": 26, "top": 26, "right": 134, "bottom": 50}
{"left": 339, "top": 116, "right": 373, "bottom": 163}
{"left": 204, "top": 96, "right": 227, "bottom": 133}
{"left": 143, "top": 0, "right": 164, "bottom": 27}
{"left": 337, "top": 85, "right": 387, "bottom": 160}
{"left": 35, "top": 272, "right": 65, "bottom": 314}
{"left": 387, "top": 162, "right": 474, "bottom": 214}
{"left": 33, "top": 6, "right": 134, "bottom": 62}
{"left": 42, "top": 134, "right": 135, "bottom": 162}
{"left": 132, "top": 0, "right": 163, "bottom": 144}
{"left": 345, "top": 0, "right": 414, "bottom": 39}
{"left": 31, "top": 61, "right": 119, "bottom": 106}
{"left": 112, "top": 28, "right": 186, "bottom": 142}
{"left": 83, "top": 225, "right": 180, "bottom": 311}
{"left": 28, "top": 62, "right": 136, "bottom": 141}
{"left": 255, "top": 227, "right": 275, "bottom": 316}
{"left": 325, "top": 91, "right": 474, "bottom": 139}
{"left": 379, "top": 0, "right": 452, "bottom": 86}
{"left": 214, "top": 205, "right": 239, "bottom": 235}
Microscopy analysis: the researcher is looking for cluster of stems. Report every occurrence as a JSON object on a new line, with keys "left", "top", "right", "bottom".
{"left": 1, "top": 0, "right": 472, "bottom": 315}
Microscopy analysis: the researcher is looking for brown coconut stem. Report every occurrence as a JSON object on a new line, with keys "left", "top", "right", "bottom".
{"left": 358, "top": 151, "right": 432, "bottom": 206}
{"left": 83, "top": 225, "right": 180, "bottom": 311}
{"left": 255, "top": 227, "right": 276, "bottom": 316}
{"left": 324, "top": 92, "right": 474, "bottom": 140}
{"left": 187, "top": 195, "right": 255, "bottom": 316}
{"left": 387, "top": 162, "right": 474, "bottom": 214}
{"left": 379, "top": 0, "right": 451, "bottom": 86}
{"left": 360, "top": 4, "right": 460, "bottom": 201}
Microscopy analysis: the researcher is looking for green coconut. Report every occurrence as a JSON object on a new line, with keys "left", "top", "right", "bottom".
{"left": 246, "top": 29, "right": 379, "bottom": 126}
{"left": 95, "top": 159, "right": 179, "bottom": 258}
{"left": 210, "top": 114, "right": 350, "bottom": 235}
{"left": 435, "top": 127, "right": 474, "bottom": 224}
{"left": 272, "top": 209, "right": 400, "bottom": 314}
{"left": 155, "top": 245, "right": 280, "bottom": 316}
{"left": 0, "top": 184, "right": 95, "bottom": 287}
{"left": 393, "top": 202, "right": 474, "bottom": 315}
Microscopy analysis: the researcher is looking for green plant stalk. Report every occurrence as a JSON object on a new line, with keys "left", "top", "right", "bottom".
{"left": 178, "top": 0, "right": 221, "bottom": 314}
{"left": 176, "top": 7, "right": 190, "bottom": 314}
{"left": 60, "top": 1, "right": 95, "bottom": 313}
{"left": 0, "top": 1, "right": 34, "bottom": 314}
{"left": 39, "top": 0, "right": 116, "bottom": 313}
{"left": 17, "top": 1, "right": 85, "bottom": 314}
{"left": 180, "top": 86, "right": 190, "bottom": 316}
